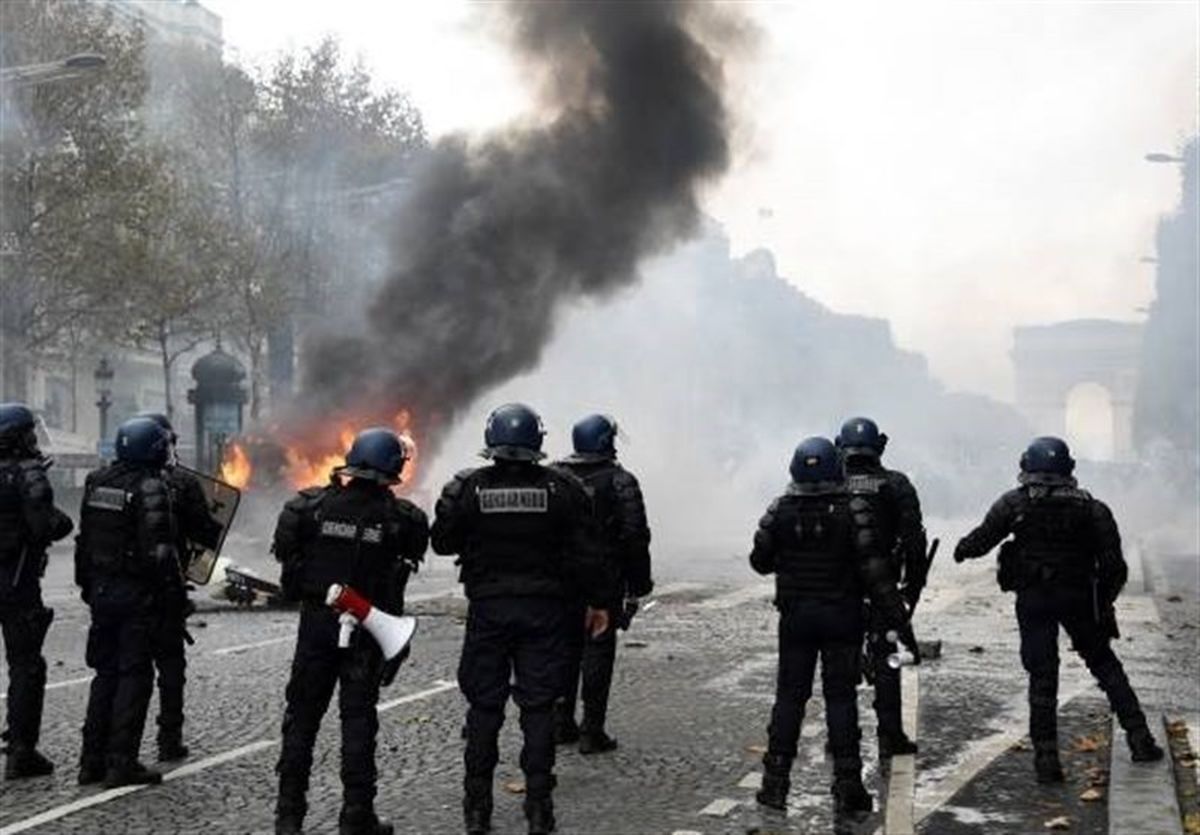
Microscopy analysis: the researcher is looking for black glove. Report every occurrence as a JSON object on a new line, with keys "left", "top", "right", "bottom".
{"left": 901, "top": 583, "right": 923, "bottom": 609}
{"left": 953, "top": 542, "right": 968, "bottom": 563}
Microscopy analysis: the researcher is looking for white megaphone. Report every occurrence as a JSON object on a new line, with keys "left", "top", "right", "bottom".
{"left": 326, "top": 584, "right": 417, "bottom": 661}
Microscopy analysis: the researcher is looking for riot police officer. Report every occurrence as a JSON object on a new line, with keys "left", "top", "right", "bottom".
{"left": 835, "top": 416, "right": 928, "bottom": 757}
{"left": 139, "top": 412, "right": 221, "bottom": 762}
{"left": 0, "top": 403, "right": 73, "bottom": 779}
{"left": 954, "top": 436, "right": 1164, "bottom": 783}
{"left": 553, "top": 414, "right": 653, "bottom": 754}
{"left": 432, "top": 404, "right": 612, "bottom": 835}
{"left": 76, "top": 417, "right": 183, "bottom": 788}
{"left": 272, "top": 428, "right": 428, "bottom": 835}
{"left": 750, "top": 437, "right": 912, "bottom": 819}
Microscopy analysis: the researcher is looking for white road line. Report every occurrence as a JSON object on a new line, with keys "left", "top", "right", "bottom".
{"left": 0, "top": 675, "right": 93, "bottom": 700}
{"left": 693, "top": 583, "right": 772, "bottom": 611}
{"left": 0, "top": 680, "right": 457, "bottom": 834}
{"left": 737, "top": 771, "right": 762, "bottom": 790}
{"left": 884, "top": 665, "right": 920, "bottom": 835}
{"left": 209, "top": 635, "right": 292, "bottom": 656}
{"left": 378, "top": 679, "right": 457, "bottom": 711}
{"left": 698, "top": 798, "right": 740, "bottom": 817}
{"left": 913, "top": 675, "right": 1092, "bottom": 822}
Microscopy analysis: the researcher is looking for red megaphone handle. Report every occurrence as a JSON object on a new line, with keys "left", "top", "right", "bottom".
{"left": 329, "top": 584, "right": 372, "bottom": 622}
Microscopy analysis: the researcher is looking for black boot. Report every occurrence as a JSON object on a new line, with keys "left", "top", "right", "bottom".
{"left": 524, "top": 795, "right": 556, "bottom": 835}
{"left": 274, "top": 815, "right": 303, "bottom": 835}
{"left": 157, "top": 738, "right": 189, "bottom": 762}
{"left": 832, "top": 777, "right": 872, "bottom": 817}
{"left": 338, "top": 806, "right": 393, "bottom": 835}
{"left": 103, "top": 758, "right": 163, "bottom": 788}
{"left": 756, "top": 753, "right": 791, "bottom": 811}
{"left": 578, "top": 729, "right": 618, "bottom": 755}
{"left": 1034, "top": 743, "right": 1065, "bottom": 784}
{"left": 78, "top": 756, "right": 106, "bottom": 786}
{"left": 4, "top": 747, "right": 54, "bottom": 779}
{"left": 464, "top": 777, "right": 493, "bottom": 835}
{"left": 1128, "top": 726, "right": 1165, "bottom": 763}
{"left": 878, "top": 731, "right": 918, "bottom": 758}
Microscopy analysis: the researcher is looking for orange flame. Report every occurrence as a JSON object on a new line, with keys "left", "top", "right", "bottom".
{"left": 220, "top": 442, "right": 252, "bottom": 489}
{"left": 282, "top": 411, "right": 420, "bottom": 491}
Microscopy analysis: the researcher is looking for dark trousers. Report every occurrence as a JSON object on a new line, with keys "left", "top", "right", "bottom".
{"left": 152, "top": 611, "right": 187, "bottom": 746}
{"left": 458, "top": 597, "right": 567, "bottom": 799}
{"left": 559, "top": 600, "right": 618, "bottom": 734}
{"left": 276, "top": 611, "right": 382, "bottom": 820}
{"left": 1017, "top": 587, "right": 1148, "bottom": 746}
{"left": 868, "top": 631, "right": 903, "bottom": 738}
{"left": 0, "top": 584, "right": 52, "bottom": 753}
{"left": 81, "top": 581, "right": 156, "bottom": 766}
{"left": 766, "top": 597, "right": 864, "bottom": 778}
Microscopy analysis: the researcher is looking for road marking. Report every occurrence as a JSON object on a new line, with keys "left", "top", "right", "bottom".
{"left": 884, "top": 665, "right": 920, "bottom": 835}
{"left": 693, "top": 583, "right": 772, "bottom": 611}
{"left": 1108, "top": 714, "right": 1184, "bottom": 834}
{"left": 209, "top": 635, "right": 292, "bottom": 656}
{"left": 698, "top": 798, "right": 740, "bottom": 816}
{"left": 913, "top": 675, "right": 1092, "bottom": 822}
{"left": 0, "top": 675, "right": 93, "bottom": 700}
{"left": 0, "top": 680, "right": 457, "bottom": 834}
{"left": 378, "top": 679, "right": 457, "bottom": 711}
{"left": 737, "top": 771, "right": 762, "bottom": 790}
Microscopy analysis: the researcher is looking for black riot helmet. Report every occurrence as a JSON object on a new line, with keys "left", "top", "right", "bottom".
{"left": 835, "top": 416, "right": 888, "bottom": 458}
{"left": 482, "top": 403, "right": 546, "bottom": 462}
{"left": 137, "top": 412, "right": 179, "bottom": 446}
{"left": 0, "top": 402, "right": 38, "bottom": 455}
{"left": 1020, "top": 436, "right": 1075, "bottom": 477}
{"left": 342, "top": 427, "right": 409, "bottom": 484}
{"left": 790, "top": 436, "right": 843, "bottom": 484}
{"left": 570, "top": 413, "right": 618, "bottom": 460}
{"left": 115, "top": 417, "right": 171, "bottom": 467}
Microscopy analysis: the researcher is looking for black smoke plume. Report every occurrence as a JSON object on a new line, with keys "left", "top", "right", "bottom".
{"left": 298, "top": 1, "right": 739, "bottom": 455}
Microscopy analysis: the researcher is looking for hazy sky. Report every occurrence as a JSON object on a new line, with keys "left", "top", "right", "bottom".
{"left": 205, "top": 0, "right": 1198, "bottom": 401}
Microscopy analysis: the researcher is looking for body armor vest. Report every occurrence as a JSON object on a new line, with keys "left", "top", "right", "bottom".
{"left": 300, "top": 483, "right": 403, "bottom": 605}
{"left": 1012, "top": 487, "right": 1096, "bottom": 585}
{"left": 0, "top": 460, "right": 24, "bottom": 559}
{"left": 459, "top": 466, "right": 572, "bottom": 593}
{"left": 772, "top": 494, "right": 858, "bottom": 599}
{"left": 80, "top": 466, "right": 150, "bottom": 577}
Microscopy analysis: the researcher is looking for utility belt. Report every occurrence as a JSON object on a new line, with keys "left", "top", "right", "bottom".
{"left": 998, "top": 542, "right": 1091, "bottom": 592}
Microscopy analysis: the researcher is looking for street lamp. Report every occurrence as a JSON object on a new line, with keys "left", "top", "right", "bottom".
{"left": 94, "top": 357, "right": 114, "bottom": 449}
{"left": 0, "top": 52, "right": 107, "bottom": 87}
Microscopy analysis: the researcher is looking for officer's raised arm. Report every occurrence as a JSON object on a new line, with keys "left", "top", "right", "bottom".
{"left": 954, "top": 491, "right": 1019, "bottom": 563}
{"left": 749, "top": 499, "right": 781, "bottom": 576}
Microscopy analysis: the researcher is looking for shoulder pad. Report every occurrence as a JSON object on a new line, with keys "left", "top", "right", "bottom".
{"left": 284, "top": 486, "right": 326, "bottom": 514}
{"left": 442, "top": 469, "right": 477, "bottom": 497}
{"left": 611, "top": 468, "right": 641, "bottom": 491}
{"left": 548, "top": 465, "right": 588, "bottom": 493}
{"left": 392, "top": 497, "right": 429, "bottom": 524}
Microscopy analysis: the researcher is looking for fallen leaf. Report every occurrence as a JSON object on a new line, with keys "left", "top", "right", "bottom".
{"left": 1167, "top": 595, "right": 1183, "bottom": 602}
{"left": 1011, "top": 740, "right": 1032, "bottom": 752}
{"left": 503, "top": 780, "right": 526, "bottom": 794}
{"left": 1044, "top": 816, "right": 1072, "bottom": 830}
{"left": 746, "top": 744, "right": 767, "bottom": 755}
{"left": 1183, "top": 811, "right": 1200, "bottom": 835}
{"left": 1166, "top": 719, "right": 1189, "bottom": 738}
{"left": 1073, "top": 736, "right": 1102, "bottom": 752}
{"left": 968, "top": 645, "right": 985, "bottom": 654}
{"left": 1080, "top": 788, "right": 1103, "bottom": 802}
{"left": 624, "top": 640, "right": 648, "bottom": 648}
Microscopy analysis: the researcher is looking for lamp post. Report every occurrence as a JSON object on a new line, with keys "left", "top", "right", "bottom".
{"left": 94, "top": 357, "right": 114, "bottom": 450}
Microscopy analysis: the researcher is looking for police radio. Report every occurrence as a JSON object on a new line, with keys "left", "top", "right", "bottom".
{"left": 325, "top": 584, "right": 417, "bottom": 660}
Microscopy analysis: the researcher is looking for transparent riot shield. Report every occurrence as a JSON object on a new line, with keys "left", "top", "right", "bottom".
{"left": 176, "top": 465, "right": 241, "bottom": 585}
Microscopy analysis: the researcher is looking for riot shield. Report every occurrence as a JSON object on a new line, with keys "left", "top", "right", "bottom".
{"left": 177, "top": 465, "right": 241, "bottom": 585}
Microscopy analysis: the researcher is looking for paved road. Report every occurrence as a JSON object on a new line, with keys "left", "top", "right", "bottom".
{"left": 1, "top": 529, "right": 1195, "bottom": 834}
